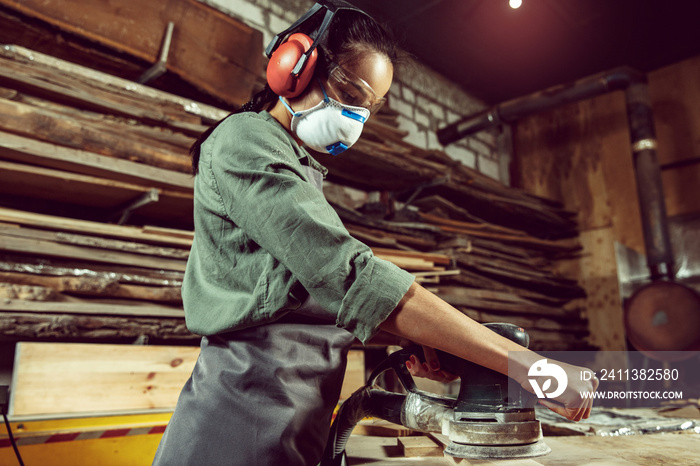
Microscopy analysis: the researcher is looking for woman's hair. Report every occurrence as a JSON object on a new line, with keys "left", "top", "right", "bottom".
{"left": 190, "top": 8, "right": 400, "bottom": 174}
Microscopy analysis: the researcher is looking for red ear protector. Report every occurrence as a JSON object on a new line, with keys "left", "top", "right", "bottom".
{"left": 264, "top": 1, "right": 370, "bottom": 99}
{"left": 266, "top": 33, "right": 318, "bottom": 98}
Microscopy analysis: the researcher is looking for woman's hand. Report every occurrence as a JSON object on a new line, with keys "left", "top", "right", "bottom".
{"left": 380, "top": 281, "right": 599, "bottom": 420}
{"left": 516, "top": 358, "right": 599, "bottom": 422}
{"left": 404, "top": 345, "right": 458, "bottom": 383}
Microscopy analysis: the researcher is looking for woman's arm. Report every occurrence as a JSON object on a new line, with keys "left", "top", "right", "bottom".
{"left": 379, "top": 281, "right": 598, "bottom": 421}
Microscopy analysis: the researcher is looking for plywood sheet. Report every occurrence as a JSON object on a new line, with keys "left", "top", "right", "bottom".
{"left": 514, "top": 54, "right": 700, "bottom": 253}
{"left": 649, "top": 54, "right": 700, "bottom": 219}
{"left": 554, "top": 228, "right": 626, "bottom": 351}
{"left": 649, "top": 55, "right": 700, "bottom": 167}
{"left": 513, "top": 93, "right": 628, "bottom": 232}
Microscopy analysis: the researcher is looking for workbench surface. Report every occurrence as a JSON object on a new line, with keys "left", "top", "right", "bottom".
{"left": 346, "top": 432, "right": 700, "bottom": 465}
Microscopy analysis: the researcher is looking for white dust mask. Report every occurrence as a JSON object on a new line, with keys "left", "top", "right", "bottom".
{"left": 280, "top": 81, "right": 370, "bottom": 155}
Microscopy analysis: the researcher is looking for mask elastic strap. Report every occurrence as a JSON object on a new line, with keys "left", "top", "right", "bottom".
{"left": 279, "top": 79, "right": 330, "bottom": 116}
{"left": 318, "top": 78, "right": 330, "bottom": 102}
{"left": 279, "top": 97, "right": 302, "bottom": 117}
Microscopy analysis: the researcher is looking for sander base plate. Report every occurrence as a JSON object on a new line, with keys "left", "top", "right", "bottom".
{"left": 445, "top": 439, "right": 552, "bottom": 460}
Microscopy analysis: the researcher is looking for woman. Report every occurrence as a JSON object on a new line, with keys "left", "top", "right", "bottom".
{"left": 153, "top": 3, "right": 597, "bottom": 465}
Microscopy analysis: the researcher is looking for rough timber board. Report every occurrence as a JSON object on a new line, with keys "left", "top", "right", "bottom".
{"left": 0, "top": 0, "right": 263, "bottom": 106}
{"left": 0, "top": 130, "right": 194, "bottom": 192}
{"left": 0, "top": 45, "right": 229, "bottom": 123}
{"left": 0, "top": 159, "right": 194, "bottom": 227}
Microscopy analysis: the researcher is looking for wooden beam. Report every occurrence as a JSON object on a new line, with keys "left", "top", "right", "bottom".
{"left": 0, "top": 299, "right": 184, "bottom": 319}
{"left": 0, "top": 97, "right": 191, "bottom": 173}
{"left": 0, "top": 160, "right": 193, "bottom": 227}
{"left": 0, "top": 253, "right": 185, "bottom": 287}
{"left": 0, "top": 207, "right": 193, "bottom": 248}
{"left": 435, "top": 286, "right": 580, "bottom": 319}
{"left": 0, "top": 130, "right": 194, "bottom": 191}
{"left": 0, "top": 271, "right": 182, "bottom": 303}
{"left": 0, "top": 312, "right": 195, "bottom": 343}
{"left": 0, "top": 233, "right": 187, "bottom": 272}
{"left": 458, "top": 306, "right": 588, "bottom": 332}
{"left": 0, "top": 0, "right": 263, "bottom": 107}
{"left": 0, "top": 52, "right": 208, "bottom": 135}
{"left": 371, "top": 247, "right": 451, "bottom": 266}
{"left": 0, "top": 223, "right": 189, "bottom": 259}
{"left": 0, "top": 45, "right": 228, "bottom": 123}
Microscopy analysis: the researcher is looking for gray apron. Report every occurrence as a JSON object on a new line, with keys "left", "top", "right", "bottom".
{"left": 153, "top": 164, "right": 356, "bottom": 466}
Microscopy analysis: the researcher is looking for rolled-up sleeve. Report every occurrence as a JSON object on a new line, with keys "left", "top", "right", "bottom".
{"left": 206, "top": 114, "right": 414, "bottom": 342}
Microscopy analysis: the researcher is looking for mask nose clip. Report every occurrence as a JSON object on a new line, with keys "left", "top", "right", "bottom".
{"left": 341, "top": 108, "right": 367, "bottom": 124}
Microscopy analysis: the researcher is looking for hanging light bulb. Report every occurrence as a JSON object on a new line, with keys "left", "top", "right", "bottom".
{"left": 509, "top": 0, "right": 522, "bottom": 9}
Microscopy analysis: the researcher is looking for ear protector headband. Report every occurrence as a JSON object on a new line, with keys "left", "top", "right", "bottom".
{"left": 265, "top": 0, "right": 370, "bottom": 98}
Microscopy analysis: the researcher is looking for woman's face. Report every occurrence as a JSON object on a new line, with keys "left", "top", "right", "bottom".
{"left": 292, "top": 50, "right": 393, "bottom": 115}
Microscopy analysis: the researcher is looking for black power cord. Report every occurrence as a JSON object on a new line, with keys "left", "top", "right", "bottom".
{"left": 1, "top": 385, "right": 25, "bottom": 466}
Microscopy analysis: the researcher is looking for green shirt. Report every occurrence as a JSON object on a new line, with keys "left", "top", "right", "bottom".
{"left": 182, "top": 111, "right": 415, "bottom": 344}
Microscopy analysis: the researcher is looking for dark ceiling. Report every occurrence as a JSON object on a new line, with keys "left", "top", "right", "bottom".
{"left": 347, "top": 0, "right": 700, "bottom": 104}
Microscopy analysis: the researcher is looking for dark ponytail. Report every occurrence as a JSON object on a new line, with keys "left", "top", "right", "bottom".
{"left": 190, "top": 7, "right": 399, "bottom": 175}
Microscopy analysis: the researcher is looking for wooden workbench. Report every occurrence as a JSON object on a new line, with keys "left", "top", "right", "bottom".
{"left": 346, "top": 432, "right": 700, "bottom": 465}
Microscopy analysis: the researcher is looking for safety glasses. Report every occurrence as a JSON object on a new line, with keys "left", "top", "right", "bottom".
{"left": 325, "top": 62, "right": 386, "bottom": 114}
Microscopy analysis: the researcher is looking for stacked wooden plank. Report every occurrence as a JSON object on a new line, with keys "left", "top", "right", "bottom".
{"left": 0, "top": 0, "right": 264, "bottom": 108}
{"left": 0, "top": 208, "right": 194, "bottom": 343}
{"left": 314, "top": 111, "right": 579, "bottom": 240}
{"left": 330, "top": 199, "right": 589, "bottom": 350}
{"left": 0, "top": 45, "right": 590, "bottom": 349}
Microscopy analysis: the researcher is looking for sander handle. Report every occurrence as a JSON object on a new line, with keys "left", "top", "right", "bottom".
{"left": 369, "top": 323, "right": 536, "bottom": 409}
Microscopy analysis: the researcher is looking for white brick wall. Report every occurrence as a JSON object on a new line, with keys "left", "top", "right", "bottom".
{"left": 199, "top": 0, "right": 505, "bottom": 182}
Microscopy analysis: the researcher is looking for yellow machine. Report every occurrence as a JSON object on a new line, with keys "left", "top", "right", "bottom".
{"left": 1, "top": 412, "right": 171, "bottom": 465}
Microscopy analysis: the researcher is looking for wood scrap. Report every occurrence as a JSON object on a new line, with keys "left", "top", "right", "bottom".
{"left": 398, "top": 435, "right": 443, "bottom": 457}
{"left": 353, "top": 419, "right": 417, "bottom": 438}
